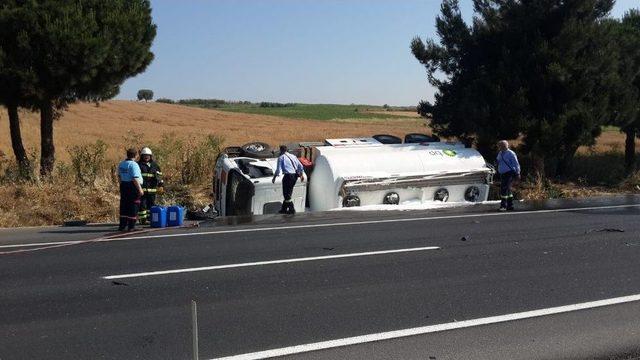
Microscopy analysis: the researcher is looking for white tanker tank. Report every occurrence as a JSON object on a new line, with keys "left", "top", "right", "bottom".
{"left": 213, "top": 137, "right": 494, "bottom": 216}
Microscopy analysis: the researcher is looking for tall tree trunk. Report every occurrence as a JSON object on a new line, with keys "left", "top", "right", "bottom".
{"left": 7, "top": 103, "right": 31, "bottom": 177}
{"left": 40, "top": 100, "right": 55, "bottom": 177}
{"left": 624, "top": 127, "right": 637, "bottom": 175}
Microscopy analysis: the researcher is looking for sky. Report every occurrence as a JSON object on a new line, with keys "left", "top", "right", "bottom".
{"left": 117, "top": 0, "right": 640, "bottom": 106}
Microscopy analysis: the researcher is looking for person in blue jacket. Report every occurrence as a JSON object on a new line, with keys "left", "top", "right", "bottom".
{"left": 496, "top": 140, "right": 521, "bottom": 211}
{"left": 117, "top": 148, "right": 144, "bottom": 231}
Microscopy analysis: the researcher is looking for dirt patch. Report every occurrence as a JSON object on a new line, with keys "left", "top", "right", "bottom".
{"left": 364, "top": 110, "right": 422, "bottom": 118}
{"left": 577, "top": 130, "right": 640, "bottom": 154}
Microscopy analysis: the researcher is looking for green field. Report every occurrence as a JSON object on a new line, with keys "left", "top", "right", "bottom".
{"left": 601, "top": 125, "right": 621, "bottom": 132}
{"left": 183, "top": 102, "right": 415, "bottom": 121}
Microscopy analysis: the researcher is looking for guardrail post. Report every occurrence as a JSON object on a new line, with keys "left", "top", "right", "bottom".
{"left": 192, "top": 300, "right": 199, "bottom": 360}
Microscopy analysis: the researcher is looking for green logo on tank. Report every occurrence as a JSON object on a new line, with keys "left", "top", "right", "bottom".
{"left": 443, "top": 149, "right": 457, "bottom": 157}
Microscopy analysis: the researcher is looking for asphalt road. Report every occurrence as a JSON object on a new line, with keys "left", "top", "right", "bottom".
{"left": 1, "top": 196, "right": 640, "bottom": 360}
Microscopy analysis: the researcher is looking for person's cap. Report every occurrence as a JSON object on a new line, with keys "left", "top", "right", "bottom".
{"left": 141, "top": 147, "right": 153, "bottom": 156}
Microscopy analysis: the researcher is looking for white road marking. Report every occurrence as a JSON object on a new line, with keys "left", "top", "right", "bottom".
{"left": 0, "top": 240, "right": 83, "bottom": 249}
{"left": 102, "top": 203, "right": 640, "bottom": 241}
{"left": 210, "top": 293, "right": 640, "bottom": 360}
{"left": 2, "top": 203, "right": 638, "bottom": 250}
{"left": 102, "top": 246, "right": 441, "bottom": 279}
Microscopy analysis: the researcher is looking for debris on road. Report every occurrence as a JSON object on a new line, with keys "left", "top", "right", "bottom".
{"left": 595, "top": 228, "right": 625, "bottom": 232}
{"left": 63, "top": 220, "right": 88, "bottom": 227}
{"left": 586, "top": 228, "right": 625, "bottom": 234}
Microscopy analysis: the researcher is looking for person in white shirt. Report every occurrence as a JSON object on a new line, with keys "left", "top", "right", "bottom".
{"left": 272, "top": 145, "right": 304, "bottom": 214}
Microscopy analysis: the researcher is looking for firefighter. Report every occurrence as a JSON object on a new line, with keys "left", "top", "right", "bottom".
{"left": 118, "top": 148, "right": 144, "bottom": 231}
{"left": 272, "top": 145, "right": 304, "bottom": 214}
{"left": 137, "top": 147, "right": 163, "bottom": 224}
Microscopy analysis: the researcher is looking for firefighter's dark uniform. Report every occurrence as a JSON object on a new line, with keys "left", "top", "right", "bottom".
{"left": 137, "top": 160, "right": 163, "bottom": 223}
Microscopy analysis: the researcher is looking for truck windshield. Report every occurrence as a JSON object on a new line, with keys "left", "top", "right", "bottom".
{"left": 235, "top": 159, "right": 274, "bottom": 178}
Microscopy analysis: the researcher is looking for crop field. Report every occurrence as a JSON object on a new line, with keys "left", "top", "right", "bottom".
{"left": 184, "top": 102, "right": 419, "bottom": 121}
{"left": 0, "top": 101, "right": 426, "bottom": 162}
{"left": 0, "top": 101, "right": 634, "bottom": 163}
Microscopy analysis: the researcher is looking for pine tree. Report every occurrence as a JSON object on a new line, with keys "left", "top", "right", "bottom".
{"left": 0, "top": 0, "right": 156, "bottom": 176}
{"left": 606, "top": 10, "right": 640, "bottom": 175}
{"left": 412, "top": 0, "right": 616, "bottom": 177}
{"left": 0, "top": 3, "right": 36, "bottom": 177}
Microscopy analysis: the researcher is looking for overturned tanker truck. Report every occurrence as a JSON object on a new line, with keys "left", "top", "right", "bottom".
{"left": 213, "top": 134, "right": 495, "bottom": 216}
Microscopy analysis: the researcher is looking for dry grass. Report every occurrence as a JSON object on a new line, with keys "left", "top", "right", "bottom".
{"left": 517, "top": 176, "right": 617, "bottom": 201}
{"left": 0, "top": 101, "right": 630, "bottom": 161}
{"left": 578, "top": 130, "right": 640, "bottom": 154}
{"left": 0, "top": 174, "right": 119, "bottom": 227}
{"left": 0, "top": 101, "right": 427, "bottom": 162}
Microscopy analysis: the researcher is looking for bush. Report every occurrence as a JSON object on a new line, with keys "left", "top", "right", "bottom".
{"left": 68, "top": 140, "right": 108, "bottom": 186}
{"left": 621, "top": 171, "right": 640, "bottom": 192}
{"left": 519, "top": 175, "right": 563, "bottom": 200}
{"left": 178, "top": 99, "right": 226, "bottom": 108}
{"left": 259, "top": 102, "right": 295, "bottom": 108}
{"left": 152, "top": 133, "right": 223, "bottom": 185}
{"left": 0, "top": 149, "right": 37, "bottom": 184}
{"left": 156, "top": 98, "right": 174, "bottom": 104}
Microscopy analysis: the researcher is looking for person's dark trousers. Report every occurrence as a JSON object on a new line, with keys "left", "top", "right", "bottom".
{"left": 499, "top": 171, "right": 516, "bottom": 210}
{"left": 279, "top": 173, "right": 298, "bottom": 214}
{"left": 119, "top": 181, "right": 141, "bottom": 231}
{"left": 138, "top": 192, "right": 156, "bottom": 224}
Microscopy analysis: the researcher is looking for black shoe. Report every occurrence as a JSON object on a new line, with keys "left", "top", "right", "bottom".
{"left": 118, "top": 227, "right": 126, "bottom": 232}
{"left": 507, "top": 207, "right": 515, "bottom": 211}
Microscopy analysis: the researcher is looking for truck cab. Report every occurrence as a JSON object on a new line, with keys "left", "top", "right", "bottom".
{"left": 213, "top": 155, "right": 307, "bottom": 216}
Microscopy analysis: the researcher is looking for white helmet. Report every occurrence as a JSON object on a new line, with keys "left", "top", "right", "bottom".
{"left": 140, "top": 147, "right": 153, "bottom": 156}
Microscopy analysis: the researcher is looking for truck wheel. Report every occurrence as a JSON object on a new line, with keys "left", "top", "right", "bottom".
{"left": 404, "top": 133, "right": 440, "bottom": 143}
{"left": 222, "top": 146, "right": 244, "bottom": 157}
{"left": 241, "top": 142, "right": 273, "bottom": 159}
{"left": 373, "top": 134, "right": 402, "bottom": 144}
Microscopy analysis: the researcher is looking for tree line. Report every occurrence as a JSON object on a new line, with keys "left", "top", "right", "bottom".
{"left": 412, "top": 0, "right": 640, "bottom": 178}
{"left": 0, "top": 0, "right": 156, "bottom": 178}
